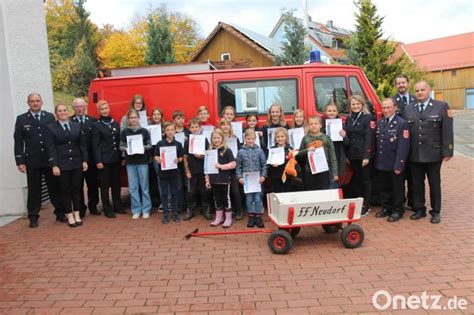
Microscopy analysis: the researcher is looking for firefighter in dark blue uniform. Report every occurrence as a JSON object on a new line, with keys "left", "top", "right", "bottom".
{"left": 71, "top": 98, "right": 99, "bottom": 217}
{"left": 45, "top": 104, "right": 88, "bottom": 227}
{"left": 403, "top": 81, "right": 454, "bottom": 224}
{"left": 393, "top": 74, "right": 416, "bottom": 210}
{"left": 13, "top": 93, "right": 64, "bottom": 228}
{"left": 374, "top": 98, "right": 410, "bottom": 222}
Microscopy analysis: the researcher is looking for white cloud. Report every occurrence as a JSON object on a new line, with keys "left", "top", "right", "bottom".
{"left": 84, "top": 0, "right": 473, "bottom": 43}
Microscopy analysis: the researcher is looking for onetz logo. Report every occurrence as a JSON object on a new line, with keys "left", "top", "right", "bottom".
{"left": 372, "top": 290, "right": 468, "bottom": 310}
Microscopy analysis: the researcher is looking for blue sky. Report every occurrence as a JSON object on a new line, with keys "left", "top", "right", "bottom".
{"left": 85, "top": 0, "right": 473, "bottom": 43}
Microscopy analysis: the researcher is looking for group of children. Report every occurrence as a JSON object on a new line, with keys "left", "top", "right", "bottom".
{"left": 119, "top": 94, "right": 367, "bottom": 228}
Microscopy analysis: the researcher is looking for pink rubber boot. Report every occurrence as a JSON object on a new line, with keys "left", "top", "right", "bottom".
{"left": 210, "top": 210, "right": 224, "bottom": 227}
{"left": 222, "top": 210, "right": 233, "bottom": 228}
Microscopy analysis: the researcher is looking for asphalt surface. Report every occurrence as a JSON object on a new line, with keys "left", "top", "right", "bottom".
{"left": 453, "top": 110, "right": 474, "bottom": 158}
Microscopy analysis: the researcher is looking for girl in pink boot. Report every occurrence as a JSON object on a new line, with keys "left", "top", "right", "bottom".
{"left": 205, "top": 129, "right": 236, "bottom": 228}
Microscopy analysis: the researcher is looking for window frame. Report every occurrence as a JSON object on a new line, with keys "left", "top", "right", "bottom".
{"left": 217, "top": 77, "right": 300, "bottom": 117}
{"left": 220, "top": 53, "right": 230, "bottom": 61}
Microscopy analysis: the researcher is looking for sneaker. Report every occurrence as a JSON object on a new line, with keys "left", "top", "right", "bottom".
{"left": 143, "top": 213, "right": 150, "bottom": 219}
{"left": 132, "top": 213, "right": 140, "bottom": 220}
{"left": 162, "top": 215, "right": 170, "bottom": 224}
{"left": 361, "top": 206, "right": 371, "bottom": 217}
{"left": 173, "top": 214, "right": 180, "bottom": 223}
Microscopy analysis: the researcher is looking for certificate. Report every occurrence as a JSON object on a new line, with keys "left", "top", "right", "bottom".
{"left": 266, "top": 147, "right": 285, "bottom": 165}
{"left": 231, "top": 121, "right": 243, "bottom": 143}
{"left": 227, "top": 136, "right": 238, "bottom": 158}
{"left": 175, "top": 132, "right": 185, "bottom": 147}
{"left": 266, "top": 127, "right": 277, "bottom": 149}
{"left": 126, "top": 134, "right": 144, "bottom": 155}
{"left": 139, "top": 110, "right": 148, "bottom": 127}
{"left": 160, "top": 146, "right": 178, "bottom": 170}
{"left": 325, "top": 118, "right": 343, "bottom": 142}
{"left": 189, "top": 134, "right": 206, "bottom": 155}
{"left": 288, "top": 127, "right": 305, "bottom": 149}
{"left": 243, "top": 171, "right": 262, "bottom": 193}
{"left": 308, "top": 147, "right": 329, "bottom": 174}
{"left": 146, "top": 124, "right": 162, "bottom": 145}
{"left": 204, "top": 149, "right": 219, "bottom": 174}
{"left": 201, "top": 125, "right": 214, "bottom": 142}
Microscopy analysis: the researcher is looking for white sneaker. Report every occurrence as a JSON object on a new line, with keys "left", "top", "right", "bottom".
{"left": 132, "top": 213, "right": 140, "bottom": 220}
{"left": 143, "top": 213, "right": 150, "bottom": 219}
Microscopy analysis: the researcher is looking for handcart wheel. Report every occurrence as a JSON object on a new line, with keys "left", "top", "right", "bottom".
{"left": 279, "top": 227, "right": 300, "bottom": 238}
{"left": 268, "top": 230, "right": 293, "bottom": 255}
{"left": 322, "top": 223, "right": 343, "bottom": 234}
{"left": 341, "top": 224, "right": 364, "bottom": 248}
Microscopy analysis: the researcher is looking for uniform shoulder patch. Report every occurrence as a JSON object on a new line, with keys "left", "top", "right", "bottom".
{"left": 403, "top": 130, "right": 409, "bottom": 139}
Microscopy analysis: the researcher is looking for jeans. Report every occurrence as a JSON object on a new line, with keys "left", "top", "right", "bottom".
{"left": 126, "top": 164, "right": 151, "bottom": 215}
{"left": 159, "top": 176, "right": 179, "bottom": 216}
{"left": 245, "top": 192, "right": 262, "bottom": 214}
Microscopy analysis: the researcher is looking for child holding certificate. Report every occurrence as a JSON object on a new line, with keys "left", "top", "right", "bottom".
{"left": 218, "top": 119, "right": 243, "bottom": 220}
{"left": 236, "top": 129, "right": 267, "bottom": 228}
{"left": 322, "top": 102, "right": 349, "bottom": 189}
{"left": 244, "top": 113, "right": 264, "bottom": 147}
{"left": 183, "top": 118, "right": 211, "bottom": 221}
{"left": 119, "top": 109, "right": 153, "bottom": 220}
{"left": 205, "top": 129, "right": 236, "bottom": 228}
{"left": 154, "top": 122, "right": 184, "bottom": 224}
{"left": 262, "top": 103, "right": 289, "bottom": 152}
{"left": 298, "top": 115, "right": 338, "bottom": 190}
{"left": 172, "top": 110, "right": 189, "bottom": 215}
{"left": 269, "top": 128, "right": 294, "bottom": 193}
{"left": 149, "top": 108, "right": 164, "bottom": 209}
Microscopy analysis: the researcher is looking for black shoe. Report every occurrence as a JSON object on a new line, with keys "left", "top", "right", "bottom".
{"left": 173, "top": 214, "right": 180, "bottom": 223}
{"left": 114, "top": 208, "right": 127, "bottom": 214}
{"left": 29, "top": 218, "right": 38, "bottom": 228}
{"left": 162, "top": 215, "right": 170, "bottom": 224}
{"left": 247, "top": 215, "right": 256, "bottom": 228}
{"left": 410, "top": 211, "right": 426, "bottom": 220}
{"left": 375, "top": 208, "right": 391, "bottom": 218}
{"left": 361, "top": 206, "right": 371, "bottom": 217}
{"left": 202, "top": 208, "right": 213, "bottom": 220}
{"left": 103, "top": 210, "right": 116, "bottom": 219}
{"left": 184, "top": 210, "right": 194, "bottom": 221}
{"left": 430, "top": 214, "right": 441, "bottom": 224}
{"left": 56, "top": 216, "right": 67, "bottom": 223}
{"left": 255, "top": 216, "right": 265, "bottom": 228}
{"left": 90, "top": 208, "right": 101, "bottom": 215}
{"left": 387, "top": 213, "right": 403, "bottom": 222}
{"left": 234, "top": 211, "right": 243, "bottom": 220}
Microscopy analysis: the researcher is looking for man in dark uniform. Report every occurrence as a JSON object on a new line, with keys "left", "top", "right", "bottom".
{"left": 393, "top": 74, "right": 416, "bottom": 210}
{"left": 14, "top": 93, "right": 65, "bottom": 228}
{"left": 71, "top": 98, "right": 100, "bottom": 217}
{"left": 374, "top": 98, "right": 410, "bottom": 222}
{"left": 403, "top": 81, "right": 454, "bottom": 224}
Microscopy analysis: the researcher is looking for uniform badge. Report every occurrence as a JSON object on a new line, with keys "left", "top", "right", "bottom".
{"left": 370, "top": 121, "right": 376, "bottom": 129}
{"left": 403, "top": 130, "right": 409, "bottom": 139}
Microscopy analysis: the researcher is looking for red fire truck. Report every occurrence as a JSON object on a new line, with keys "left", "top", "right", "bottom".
{"left": 87, "top": 63, "right": 381, "bottom": 123}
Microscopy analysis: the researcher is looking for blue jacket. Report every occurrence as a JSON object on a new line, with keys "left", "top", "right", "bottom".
{"left": 374, "top": 115, "right": 410, "bottom": 172}
{"left": 236, "top": 144, "right": 268, "bottom": 179}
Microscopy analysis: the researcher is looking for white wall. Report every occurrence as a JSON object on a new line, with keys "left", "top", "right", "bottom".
{"left": 0, "top": 0, "right": 53, "bottom": 216}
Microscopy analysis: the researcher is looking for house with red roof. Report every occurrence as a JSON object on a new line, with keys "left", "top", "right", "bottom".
{"left": 402, "top": 32, "right": 474, "bottom": 109}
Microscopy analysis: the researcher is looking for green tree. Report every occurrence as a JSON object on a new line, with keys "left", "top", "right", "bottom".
{"left": 274, "top": 11, "right": 309, "bottom": 66}
{"left": 69, "top": 39, "right": 97, "bottom": 96}
{"left": 145, "top": 7, "right": 176, "bottom": 65}
{"left": 345, "top": 0, "right": 425, "bottom": 98}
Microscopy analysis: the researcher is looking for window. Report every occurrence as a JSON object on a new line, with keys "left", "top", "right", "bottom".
{"left": 313, "top": 76, "right": 348, "bottom": 113}
{"left": 221, "top": 53, "right": 230, "bottom": 61}
{"left": 218, "top": 79, "right": 298, "bottom": 115}
{"left": 451, "top": 69, "right": 457, "bottom": 76}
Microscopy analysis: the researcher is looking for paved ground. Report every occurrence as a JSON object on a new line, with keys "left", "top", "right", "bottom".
{"left": 453, "top": 110, "right": 474, "bottom": 158}
{"left": 1, "top": 155, "right": 473, "bottom": 314}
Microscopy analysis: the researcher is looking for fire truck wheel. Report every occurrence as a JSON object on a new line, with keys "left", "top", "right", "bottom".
{"left": 341, "top": 224, "right": 364, "bottom": 248}
{"left": 322, "top": 223, "right": 343, "bottom": 234}
{"left": 268, "top": 230, "right": 293, "bottom": 254}
{"left": 279, "top": 227, "right": 300, "bottom": 238}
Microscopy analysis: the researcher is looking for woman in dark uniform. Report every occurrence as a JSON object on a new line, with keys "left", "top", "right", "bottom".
{"left": 45, "top": 104, "right": 88, "bottom": 227}
{"left": 91, "top": 100, "right": 124, "bottom": 218}
{"left": 345, "top": 94, "right": 375, "bottom": 216}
